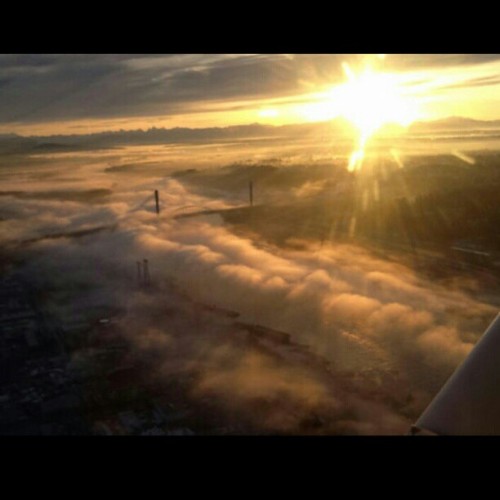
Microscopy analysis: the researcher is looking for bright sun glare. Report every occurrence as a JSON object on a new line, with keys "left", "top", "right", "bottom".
{"left": 303, "top": 60, "right": 421, "bottom": 172}
{"left": 339, "top": 63, "right": 420, "bottom": 171}
{"left": 338, "top": 63, "right": 417, "bottom": 136}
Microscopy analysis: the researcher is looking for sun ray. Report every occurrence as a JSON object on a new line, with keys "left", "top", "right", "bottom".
{"left": 324, "top": 60, "right": 423, "bottom": 172}
{"left": 390, "top": 148, "right": 404, "bottom": 169}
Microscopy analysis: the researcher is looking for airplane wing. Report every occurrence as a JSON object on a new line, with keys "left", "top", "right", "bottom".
{"left": 412, "top": 312, "right": 500, "bottom": 435}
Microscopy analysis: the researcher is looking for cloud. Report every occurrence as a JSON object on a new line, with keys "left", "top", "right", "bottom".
{"left": 5, "top": 161, "right": 498, "bottom": 434}
{"left": 5, "top": 53, "right": 500, "bottom": 130}
{"left": 0, "top": 54, "right": 346, "bottom": 126}
{"left": 293, "top": 180, "right": 328, "bottom": 198}
{"left": 385, "top": 54, "right": 500, "bottom": 71}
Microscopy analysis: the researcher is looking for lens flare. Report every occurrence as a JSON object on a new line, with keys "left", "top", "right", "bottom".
{"left": 335, "top": 63, "right": 419, "bottom": 171}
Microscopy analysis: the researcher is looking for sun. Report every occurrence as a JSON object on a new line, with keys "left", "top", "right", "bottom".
{"left": 303, "top": 61, "right": 421, "bottom": 172}
{"left": 337, "top": 63, "right": 418, "bottom": 137}
{"left": 334, "top": 63, "right": 420, "bottom": 171}
{"left": 344, "top": 64, "right": 419, "bottom": 171}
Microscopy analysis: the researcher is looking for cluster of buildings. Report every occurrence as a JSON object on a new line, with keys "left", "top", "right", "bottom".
{"left": 92, "top": 403, "right": 195, "bottom": 436}
{"left": 0, "top": 273, "right": 87, "bottom": 434}
{"left": 55, "top": 307, "right": 198, "bottom": 436}
{"left": 1, "top": 265, "right": 412, "bottom": 435}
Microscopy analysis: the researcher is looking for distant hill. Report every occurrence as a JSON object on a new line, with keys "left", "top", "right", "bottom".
{"left": 28, "top": 118, "right": 355, "bottom": 146}
{"left": 410, "top": 117, "right": 500, "bottom": 132}
{"left": 0, "top": 118, "right": 356, "bottom": 151}
{"left": 1, "top": 116, "right": 499, "bottom": 153}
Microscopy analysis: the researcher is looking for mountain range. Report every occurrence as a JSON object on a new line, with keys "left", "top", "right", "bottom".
{"left": 1, "top": 117, "right": 500, "bottom": 153}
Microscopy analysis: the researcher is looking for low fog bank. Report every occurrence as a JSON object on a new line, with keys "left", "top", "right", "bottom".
{"left": 1, "top": 150, "right": 498, "bottom": 434}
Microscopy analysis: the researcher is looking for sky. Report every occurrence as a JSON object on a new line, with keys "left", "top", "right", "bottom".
{"left": 1, "top": 53, "right": 500, "bottom": 136}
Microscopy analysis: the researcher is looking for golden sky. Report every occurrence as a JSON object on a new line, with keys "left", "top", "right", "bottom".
{"left": 1, "top": 54, "right": 500, "bottom": 136}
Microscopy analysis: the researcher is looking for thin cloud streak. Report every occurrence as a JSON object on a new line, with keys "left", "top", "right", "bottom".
{"left": 1, "top": 54, "right": 500, "bottom": 134}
